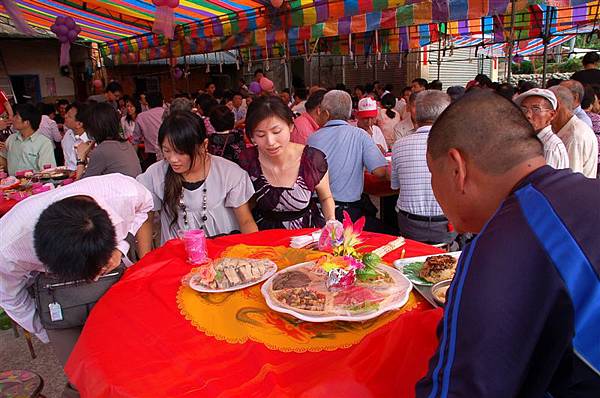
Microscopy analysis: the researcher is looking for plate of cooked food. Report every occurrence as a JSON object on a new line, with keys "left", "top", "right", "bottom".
{"left": 261, "top": 258, "right": 413, "bottom": 323}
{"left": 393, "top": 252, "right": 461, "bottom": 286}
{"left": 393, "top": 252, "right": 461, "bottom": 307}
{"left": 186, "top": 257, "right": 278, "bottom": 293}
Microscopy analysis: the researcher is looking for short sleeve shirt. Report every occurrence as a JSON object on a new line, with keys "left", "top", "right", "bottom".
{"left": 0, "top": 132, "right": 56, "bottom": 176}
{"left": 136, "top": 156, "right": 255, "bottom": 242}
{"left": 307, "top": 120, "right": 387, "bottom": 202}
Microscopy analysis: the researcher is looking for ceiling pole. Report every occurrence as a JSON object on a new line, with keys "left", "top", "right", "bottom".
{"left": 506, "top": 0, "right": 517, "bottom": 83}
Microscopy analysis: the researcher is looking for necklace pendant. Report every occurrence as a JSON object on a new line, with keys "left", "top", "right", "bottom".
{"left": 202, "top": 215, "right": 208, "bottom": 222}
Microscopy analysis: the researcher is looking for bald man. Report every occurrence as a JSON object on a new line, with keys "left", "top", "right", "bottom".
{"left": 417, "top": 90, "right": 600, "bottom": 397}
{"left": 550, "top": 85, "right": 598, "bottom": 178}
{"left": 560, "top": 80, "right": 593, "bottom": 129}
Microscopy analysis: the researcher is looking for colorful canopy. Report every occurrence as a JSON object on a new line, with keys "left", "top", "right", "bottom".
{"left": 0, "top": 0, "right": 597, "bottom": 63}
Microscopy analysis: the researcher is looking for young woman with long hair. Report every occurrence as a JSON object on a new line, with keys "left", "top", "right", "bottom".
{"left": 239, "top": 96, "right": 335, "bottom": 230}
{"left": 136, "top": 111, "right": 257, "bottom": 256}
{"left": 376, "top": 93, "right": 402, "bottom": 148}
{"left": 75, "top": 102, "right": 141, "bottom": 179}
{"left": 120, "top": 95, "right": 142, "bottom": 142}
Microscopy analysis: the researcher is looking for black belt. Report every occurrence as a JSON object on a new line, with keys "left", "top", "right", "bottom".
{"left": 398, "top": 209, "right": 447, "bottom": 222}
{"left": 334, "top": 200, "right": 362, "bottom": 208}
{"left": 261, "top": 207, "right": 310, "bottom": 222}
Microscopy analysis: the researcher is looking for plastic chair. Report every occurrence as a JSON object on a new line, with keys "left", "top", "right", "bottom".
{"left": 9, "top": 318, "right": 36, "bottom": 359}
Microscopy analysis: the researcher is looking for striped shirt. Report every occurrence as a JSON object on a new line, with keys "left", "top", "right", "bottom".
{"left": 391, "top": 126, "right": 444, "bottom": 217}
{"left": 416, "top": 166, "right": 600, "bottom": 397}
{"left": 537, "top": 125, "right": 569, "bottom": 170}
{"left": 0, "top": 174, "right": 153, "bottom": 343}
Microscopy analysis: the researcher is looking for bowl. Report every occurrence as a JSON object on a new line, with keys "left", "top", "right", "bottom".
{"left": 431, "top": 279, "right": 452, "bottom": 307}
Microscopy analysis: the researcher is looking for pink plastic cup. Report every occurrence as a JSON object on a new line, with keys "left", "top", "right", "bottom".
{"left": 180, "top": 229, "right": 208, "bottom": 264}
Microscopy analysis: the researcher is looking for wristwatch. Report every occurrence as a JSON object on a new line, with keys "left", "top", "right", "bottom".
{"left": 76, "top": 158, "right": 86, "bottom": 166}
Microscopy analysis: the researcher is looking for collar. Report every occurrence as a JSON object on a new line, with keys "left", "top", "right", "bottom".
{"left": 301, "top": 112, "right": 319, "bottom": 128}
{"left": 414, "top": 125, "right": 432, "bottom": 134}
{"left": 510, "top": 165, "right": 554, "bottom": 195}
{"left": 324, "top": 120, "right": 349, "bottom": 128}
{"left": 16, "top": 131, "right": 38, "bottom": 141}
{"left": 574, "top": 106, "right": 583, "bottom": 113}
{"left": 537, "top": 125, "right": 553, "bottom": 136}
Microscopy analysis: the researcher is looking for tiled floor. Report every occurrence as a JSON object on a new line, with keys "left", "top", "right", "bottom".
{"left": 0, "top": 328, "right": 68, "bottom": 398}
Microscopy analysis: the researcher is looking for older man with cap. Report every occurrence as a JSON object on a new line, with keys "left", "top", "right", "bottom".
{"left": 391, "top": 90, "right": 454, "bottom": 244}
{"left": 514, "top": 88, "right": 569, "bottom": 169}
{"left": 356, "top": 97, "right": 388, "bottom": 154}
{"left": 560, "top": 80, "right": 593, "bottom": 128}
{"left": 550, "top": 85, "right": 598, "bottom": 178}
{"left": 416, "top": 90, "right": 600, "bottom": 397}
{"left": 307, "top": 90, "right": 388, "bottom": 230}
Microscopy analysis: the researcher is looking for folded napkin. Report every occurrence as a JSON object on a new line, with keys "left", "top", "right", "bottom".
{"left": 290, "top": 231, "right": 322, "bottom": 249}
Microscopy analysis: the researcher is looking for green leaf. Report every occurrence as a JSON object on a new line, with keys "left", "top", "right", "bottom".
{"left": 402, "top": 262, "right": 433, "bottom": 286}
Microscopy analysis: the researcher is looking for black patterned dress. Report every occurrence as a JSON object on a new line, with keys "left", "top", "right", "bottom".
{"left": 239, "top": 146, "right": 328, "bottom": 230}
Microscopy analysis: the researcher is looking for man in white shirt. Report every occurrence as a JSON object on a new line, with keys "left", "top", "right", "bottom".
{"left": 61, "top": 102, "right": 90, "bottom": 170}
{"left": 355, "top": 97, "right": 388, "bottom": 154}
{"left": 513, "top": 88, "right": 569, "bottom": 169}
{"left": 550, "top": 86, "right": 598, "bottom": 178}
{"left": 0, "top": 174, "right": 152, "bottom": 367}
{"left": 37, "top": 104, "right": 63, "bottom": 148}
{"left": 395, "top": 92, "right": 416, "bottom": 141}
{"left": 391, "top": 90, "right": 454, "bottom": 244}
{"left": 560, "top": 80, "right": 593, "bottom": 129}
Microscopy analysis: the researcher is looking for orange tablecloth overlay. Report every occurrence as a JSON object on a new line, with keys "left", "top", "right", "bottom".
{"left": 65, "top": 229, "right": 443, "bottom": 398}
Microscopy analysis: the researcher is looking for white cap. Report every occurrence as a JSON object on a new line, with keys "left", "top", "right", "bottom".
{"left": 514, "top": 88, "right": 558, "bottom": 110}
{"left": 357, "top": 97, "right": 378, "bottom": 118}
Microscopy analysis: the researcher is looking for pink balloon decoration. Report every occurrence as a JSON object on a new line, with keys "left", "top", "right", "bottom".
{"left": 259, "top": 77, "right": 274, "bottom": 93}
{"left": 152, "top": 0, "right": 179, "bottom": 39}
{"left": 271, "top": 0, "right": 284, "bottom": 7}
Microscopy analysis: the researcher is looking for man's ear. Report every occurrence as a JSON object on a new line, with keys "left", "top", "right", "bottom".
{"left": 448, "top": 148, "right": 467, "bottom": 194}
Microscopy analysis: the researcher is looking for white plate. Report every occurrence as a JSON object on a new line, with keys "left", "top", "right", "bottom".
{"left": 187, "top": 259, "right": 278, "bottom": 293}
{"left": 261, "top": 261, "right": 413, "bottom": 323}
{"left": 393, "top": 251, "right": 461, "bottom": 286}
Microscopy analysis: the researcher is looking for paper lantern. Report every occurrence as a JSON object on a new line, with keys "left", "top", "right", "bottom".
{"left": 50, "top": 16, "right": 81, "bottom": 66}
{"left": 152, "top": 0, "right": 179, "bottom": 40}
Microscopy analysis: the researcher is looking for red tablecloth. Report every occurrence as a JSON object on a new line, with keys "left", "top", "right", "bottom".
{"left": 65, "top": 229, "right": 443, "bottom": 398}
{"left": 0, "top": 198, "right": 17, "bottom": 217}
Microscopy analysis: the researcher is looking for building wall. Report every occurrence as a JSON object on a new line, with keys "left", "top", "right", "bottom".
{"left": 108, "top": 63, "right": 241, "bottom": 98}
{"left": 0, "top": 39, "right": 85, "bottom": 101}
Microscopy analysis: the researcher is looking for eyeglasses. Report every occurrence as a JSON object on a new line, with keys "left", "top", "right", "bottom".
{"left": 520, "top": 106, "right": 553, "bottom": 115}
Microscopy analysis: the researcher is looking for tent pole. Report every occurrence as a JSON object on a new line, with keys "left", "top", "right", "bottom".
{"left": 541, "top": 7, "right": 553, "bottom": 87}
{"left": 506, "top": 0, "right": 517, "bottom": 83}
{"left": 437, "top": 35, "right": 442, "bottom": 80}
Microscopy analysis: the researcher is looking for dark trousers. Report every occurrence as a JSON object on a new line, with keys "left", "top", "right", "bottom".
{"left": 335, "top": 202, "right": 399, "bottom": 236}
{"left": 47, "top": 328, "right": 82, "bottom": 397}
{"left": 396, "top": 211, "right": 456, "bottom": 244}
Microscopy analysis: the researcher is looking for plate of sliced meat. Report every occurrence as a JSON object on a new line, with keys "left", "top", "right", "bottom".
{"left": 261, "top": 261, "right": 412, "bottom": 322}
{"left": 187, "top": 257, "right": 278, "bottom": 293}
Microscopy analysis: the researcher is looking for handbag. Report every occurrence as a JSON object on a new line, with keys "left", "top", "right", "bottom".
{"left": 30, "top": 265, "right": 125, "bottom": 329}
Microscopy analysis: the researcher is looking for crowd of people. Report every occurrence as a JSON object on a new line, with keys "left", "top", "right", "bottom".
{"left": 0, "top": 51, "right": 599, "bottom": 397}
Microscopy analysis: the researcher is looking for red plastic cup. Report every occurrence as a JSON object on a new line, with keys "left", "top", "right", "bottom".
{"left": 180, "top": 229, "right": 208, "bottom": 264}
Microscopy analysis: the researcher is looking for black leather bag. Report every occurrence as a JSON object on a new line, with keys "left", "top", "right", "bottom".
{"left": 30, "top": 266, "right": 125, "bottom": 329}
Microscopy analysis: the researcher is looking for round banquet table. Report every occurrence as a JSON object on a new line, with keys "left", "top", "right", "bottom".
{"left": 65, "top": 229, "right": 443, "bottom": 398}
{"left": 0, "top": 198, "right": 17, "bottom": 217}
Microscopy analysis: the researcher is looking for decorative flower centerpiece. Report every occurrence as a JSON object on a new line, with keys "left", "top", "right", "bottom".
{"left": 316, "top": 211, "right": 384, "bottom": 290}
